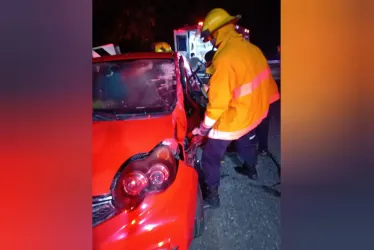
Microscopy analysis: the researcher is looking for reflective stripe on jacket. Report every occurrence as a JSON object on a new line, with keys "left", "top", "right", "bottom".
{"left": 203, "top": 25, "right": 276, "bottom": 140}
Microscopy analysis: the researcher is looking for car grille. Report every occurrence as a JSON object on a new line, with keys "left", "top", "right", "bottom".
{"left": 92, "top": 194, "right": 117, "bottom": 227}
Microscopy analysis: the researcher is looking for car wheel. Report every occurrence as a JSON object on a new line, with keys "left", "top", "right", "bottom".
{"left": 193, "top": 183, "right": 205, "bottom": 238}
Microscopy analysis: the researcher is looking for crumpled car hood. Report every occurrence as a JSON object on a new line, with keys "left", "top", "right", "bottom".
{"left": 92, "top": 114, "right": 174, "bottom": 196}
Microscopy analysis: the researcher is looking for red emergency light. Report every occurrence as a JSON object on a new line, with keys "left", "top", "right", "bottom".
{"left": 198, "top": 21, "right": 203, "bottom": 26}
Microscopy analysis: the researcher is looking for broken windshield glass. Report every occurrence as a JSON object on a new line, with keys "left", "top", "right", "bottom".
{"left": 92, "top": 58, "right": 177, "bottom": 114}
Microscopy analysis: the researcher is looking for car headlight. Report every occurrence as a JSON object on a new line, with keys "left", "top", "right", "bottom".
{"left": 111, "top": 139, "right": 181, "bottom": 212}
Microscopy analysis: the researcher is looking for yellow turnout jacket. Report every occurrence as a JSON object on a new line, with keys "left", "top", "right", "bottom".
{"left": 203, "top": 25, "right": 280, "bottom": 140}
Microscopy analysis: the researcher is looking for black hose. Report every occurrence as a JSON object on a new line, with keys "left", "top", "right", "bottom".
{"left": 261, "top": 150, "right": 281, "bottom": 197}
{"left": 267, "top": 151, "right": 281, "bottom": 178}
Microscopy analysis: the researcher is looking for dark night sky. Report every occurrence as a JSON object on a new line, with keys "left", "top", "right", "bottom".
{"left": 93, "top": 0, "right": 280, "bottom": 58}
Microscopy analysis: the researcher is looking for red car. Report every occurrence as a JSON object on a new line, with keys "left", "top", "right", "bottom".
{"left": 92, "top": 52, "right": 207, "bottom": 250}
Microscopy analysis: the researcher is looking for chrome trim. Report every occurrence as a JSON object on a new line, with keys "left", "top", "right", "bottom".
{"left": 92, "top": 194, "right": 117, "bottom": 227}
{"left": 92, "top": 194, "right": 112, "bottom": 203}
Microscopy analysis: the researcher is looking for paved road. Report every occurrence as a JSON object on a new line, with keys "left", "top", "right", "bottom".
{"left": 190, "top": 93, "right": 281, "bottom": 250}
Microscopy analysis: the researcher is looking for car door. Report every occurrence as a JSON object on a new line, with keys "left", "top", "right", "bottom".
{"left": 178, "top": 55, "right": 204, "bottom": 133}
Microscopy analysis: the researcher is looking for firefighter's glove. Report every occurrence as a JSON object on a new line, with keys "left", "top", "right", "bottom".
{"left": 192, "top": 122, "right": 211, "bottom": 136}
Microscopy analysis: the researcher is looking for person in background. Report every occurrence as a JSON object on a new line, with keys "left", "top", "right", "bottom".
{"left": 253, "top": 76, "right": 280, "bottom": 156}
{"left": 253, "top": 45, "right": 280, "bottom": 156}
{"left": 189, "top": 53, "right": 204, "bottom": 72}
{"left": 193, "top": 8, "right": 277, "bottom": 209}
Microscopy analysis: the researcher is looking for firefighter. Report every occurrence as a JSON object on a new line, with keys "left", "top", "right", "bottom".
{"left": 154, "top": 42, "right": 173, "bottom": 52}
{"left": 252, "top": 77, "right": 280, "bottom": 157}
{"left": 192, "top": 8, "right": 279, "bottom": 209}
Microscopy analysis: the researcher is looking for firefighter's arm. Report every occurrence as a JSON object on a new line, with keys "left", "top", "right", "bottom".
{"left": 203, "top": 58, "right": 234, "bottom": 128}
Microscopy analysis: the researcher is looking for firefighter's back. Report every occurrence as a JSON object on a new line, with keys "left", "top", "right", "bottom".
{"left": 215, "top": 32, "right": 272, "bottom": 134}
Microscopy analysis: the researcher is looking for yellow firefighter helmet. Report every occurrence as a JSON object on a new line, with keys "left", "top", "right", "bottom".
{"left": 201, "top": 8, "right": 241, "bottom": 42}
{"left": 154, "top": 42, "right": 173, "bottom": 52}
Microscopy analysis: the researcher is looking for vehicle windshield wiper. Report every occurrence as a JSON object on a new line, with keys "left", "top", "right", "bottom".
{"left": 92, "top": 110, "right": 119, "bottom": 121}
{"left": 93, "top": 108, "right": 146, "bottom": 120}
{"left": 92, "top": 106, "right": 173, "bottom": 120}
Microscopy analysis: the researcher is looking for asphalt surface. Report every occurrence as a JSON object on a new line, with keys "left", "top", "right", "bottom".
{"left": 189, "top": 91, "right": 281, "bottom": 250}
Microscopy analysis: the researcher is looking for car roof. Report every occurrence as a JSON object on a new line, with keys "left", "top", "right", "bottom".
{"left": 92, "top": 52, "right": 176, "bottom": 63}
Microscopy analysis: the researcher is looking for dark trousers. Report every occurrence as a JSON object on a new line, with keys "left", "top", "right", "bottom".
{"left": 256, "top": 102, "right": 276, "bottom": 151}
{"left": 201, "top": 129, "right": 258, "bottom": 187}
{"left": 256, "top": 114, "right": 270, "bottom": 151}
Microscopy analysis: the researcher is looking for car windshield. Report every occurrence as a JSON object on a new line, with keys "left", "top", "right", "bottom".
{"left": 93, "top": 58, "right": 177, "bottom": 116}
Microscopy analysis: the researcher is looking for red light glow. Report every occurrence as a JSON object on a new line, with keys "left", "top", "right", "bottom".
{"left": 123, "top": 172, "right": 149, "bottom": 196}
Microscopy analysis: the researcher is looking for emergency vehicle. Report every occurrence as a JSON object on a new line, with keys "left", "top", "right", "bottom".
{"left": 173, "top": 21, "right": 250, "bottom": 61}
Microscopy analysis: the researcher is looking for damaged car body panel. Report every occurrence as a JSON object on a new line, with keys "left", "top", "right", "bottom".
{"left": 92, "top": 52, "right": 206, "bottom": 250}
